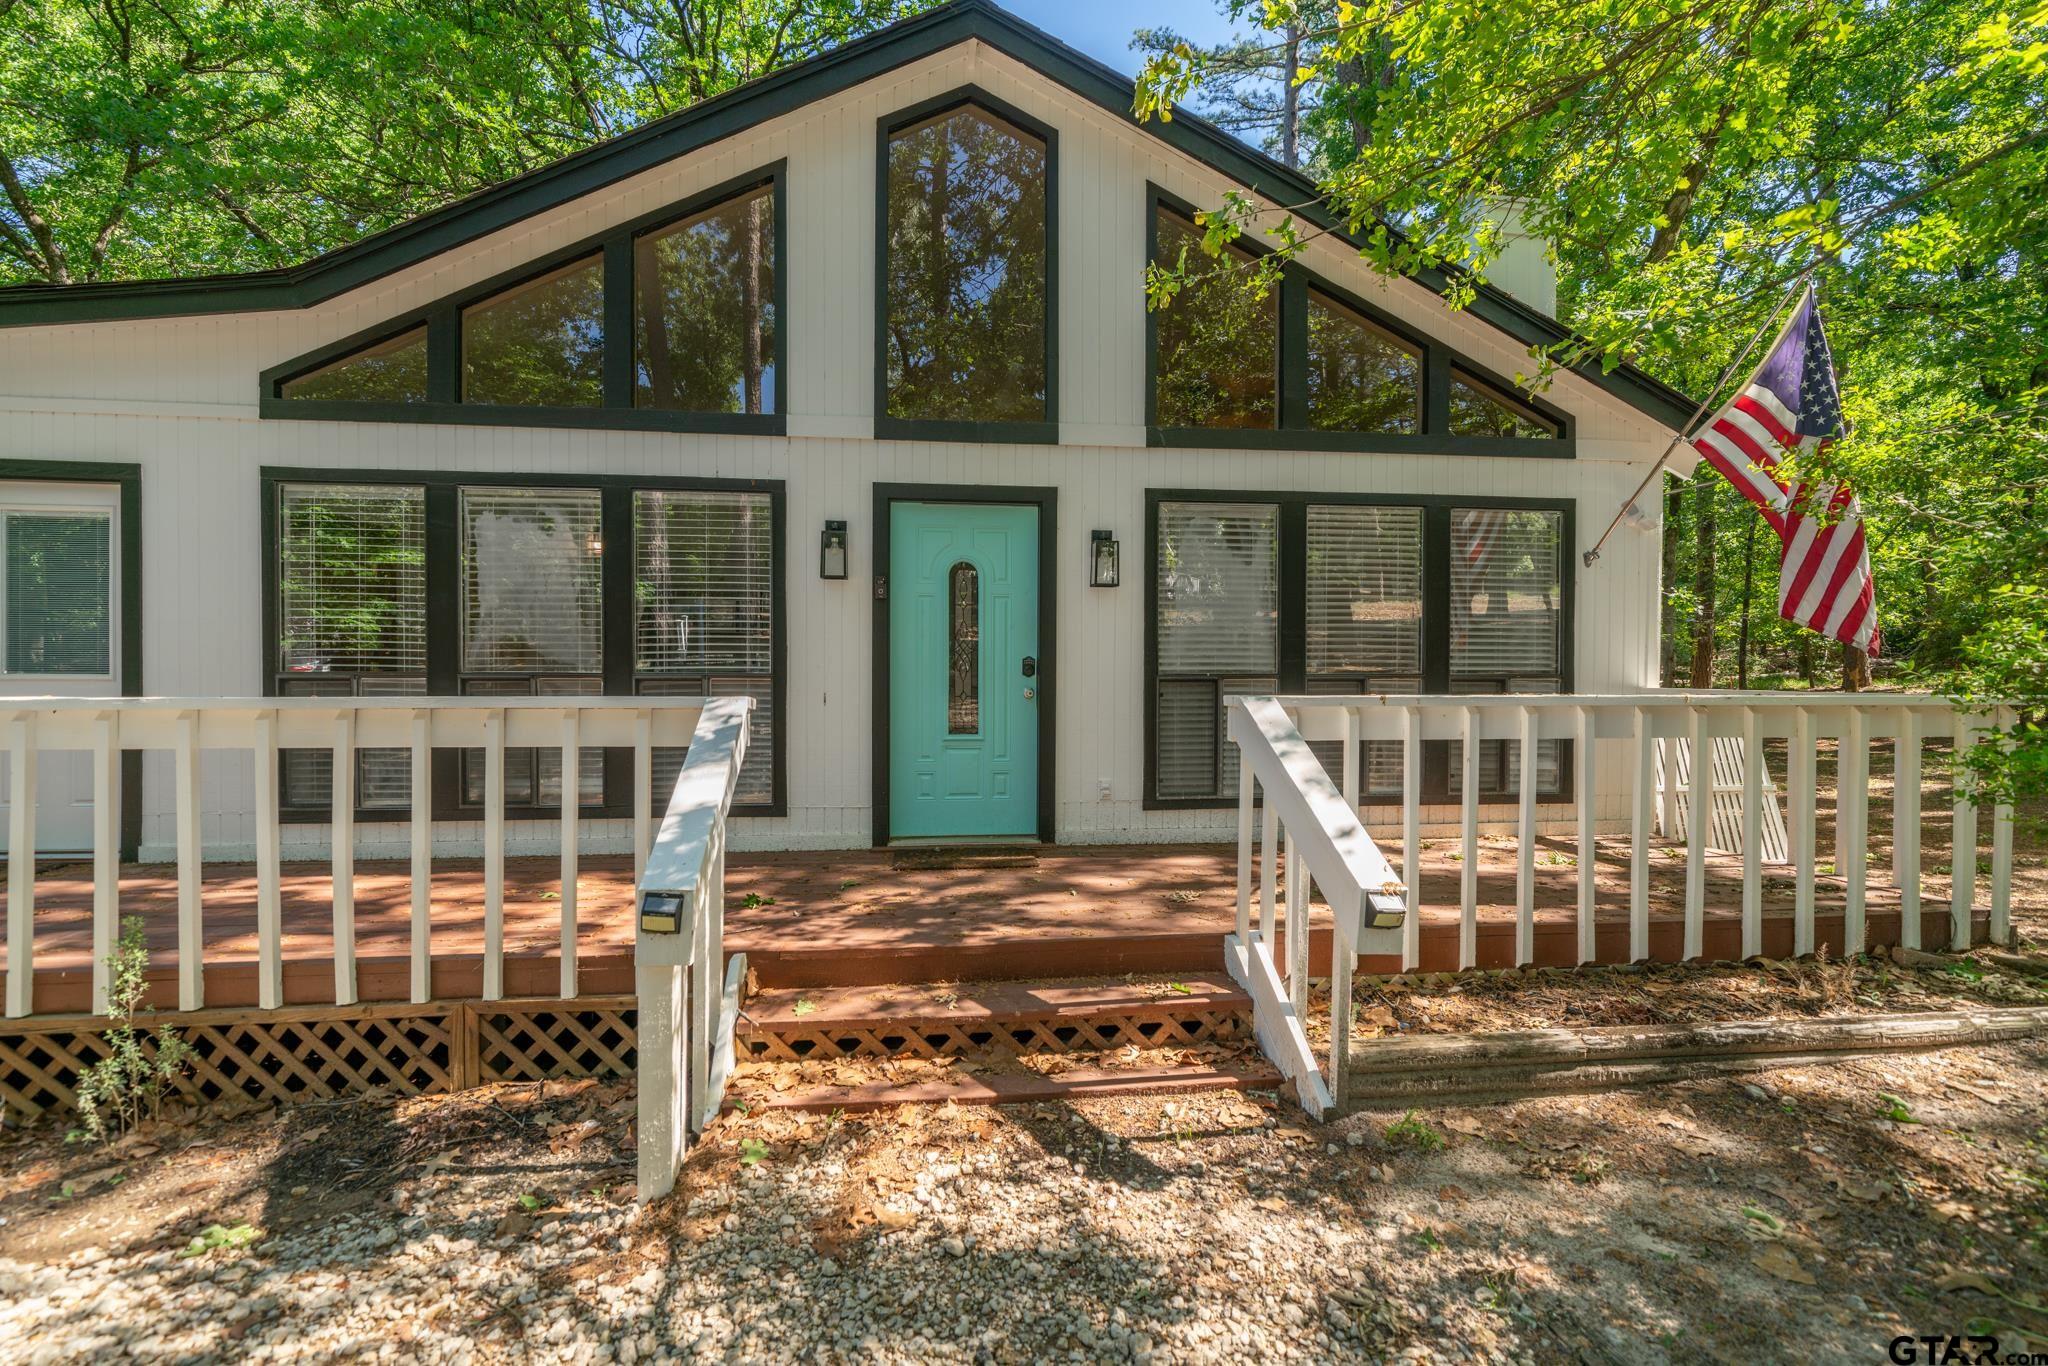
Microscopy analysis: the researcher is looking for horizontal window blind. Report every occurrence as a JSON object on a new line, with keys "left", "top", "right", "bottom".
{"left": 4, "top": 511, "right": 111, "bottom": 676}
{"left": 1306, "top": 504, "right": 1423, "bottom": 677}
{"left": 1450, "top": 508, "right": 1561, "bottom": 679}
{"left": 1156, "top": 502, "right": 1278, "bottom": 674}
{"left": 462, "top": 487, "right": 603, "bottom": 674}
{"left": 1154, "top": 678, "right": 1218, "bottom": 800}
{"left": 277, "top": 484, "right": 426, "bottom": 676}
{"left": 633, "top": 490, "right": 773, "bottom": 673}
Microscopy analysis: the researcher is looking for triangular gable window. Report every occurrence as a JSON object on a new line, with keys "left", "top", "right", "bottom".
{"left": 278, "top": 327, "right": 428, "bottom": 403}
{"left": 1449, "top": 368, "right": 1562, "bottom": 440}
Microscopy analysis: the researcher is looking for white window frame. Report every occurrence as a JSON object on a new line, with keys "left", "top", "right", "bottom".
{"left": 0, "top": 481, "right": 120, "bottom": 684}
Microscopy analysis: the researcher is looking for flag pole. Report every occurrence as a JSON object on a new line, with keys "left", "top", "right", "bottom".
{"left": 1582, "top": 272, "right": 1811, "bottom": 570}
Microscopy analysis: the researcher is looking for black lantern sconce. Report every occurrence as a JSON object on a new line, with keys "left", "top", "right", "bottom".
{"left": 1089, "top": 530, "right": 1120, "bottom": 588}
{"left": 820, "top": 520, "right": 849, "bottom": 580}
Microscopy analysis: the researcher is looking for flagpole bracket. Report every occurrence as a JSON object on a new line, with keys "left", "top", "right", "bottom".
{"left": 1582, "top": 547, "right": 1601, "bottom": 569}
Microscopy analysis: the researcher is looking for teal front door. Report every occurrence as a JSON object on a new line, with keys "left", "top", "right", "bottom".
{"left": 888, "top": 502, "right": 1039, "bottom": 839}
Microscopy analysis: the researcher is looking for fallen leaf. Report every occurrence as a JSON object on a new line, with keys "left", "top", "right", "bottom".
{"left": 1437, "top": 1184, "right": 1470, "bottom": 1204}
{"left": 494, "top": 1211, "right": 534, "bottom": 1239}
{"left": 1752, "top": 1245, "right": 1816, "bottom": 1286}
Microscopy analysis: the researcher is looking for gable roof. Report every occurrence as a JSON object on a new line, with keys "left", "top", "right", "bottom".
{"left": 0, "top": 0, "right": 1694, "bottom": 429}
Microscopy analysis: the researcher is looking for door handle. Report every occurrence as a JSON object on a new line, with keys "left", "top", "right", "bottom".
{"left": 1021, "top": 656, "right": 1037, "bottom": 678}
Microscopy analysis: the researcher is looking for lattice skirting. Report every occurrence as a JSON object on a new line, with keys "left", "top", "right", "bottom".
{"left": 741, "top": 1005, "right": 1250, "bottom": 1062}
{"left": 0, "top": 996, "right": 640, "bottom": 1122}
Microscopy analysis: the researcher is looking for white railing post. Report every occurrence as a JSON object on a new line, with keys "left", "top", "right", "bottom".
{"left": 632, "top": 709, "right": 653, "bottom": 887}
{"left": 1840, "top": 706, "right": 1869, "bottom": 954}
{"left": 330, "top": 709, "right": 357, "bottom": 1007}
{"left": 1401, "top": 705, "right": 1421, "bottom": 971}
{"left": 483, "top": 707, "right": 506, "bottom": 1002}
{"left": 559, "top": 707, "right": 581, "bottom": 1000}
{"left": 1682, "top": 706, "right": 1706, "bottom": 961}
{"left": 1740, "top": 707, "right": 1763, "bottom": 960}
{"left": 1951, "top": 713, "right": 1980, "bottom": 951}
{"left": 1258, "top": 797, "right": 1278, "bottom": 943}
{"left": 1235, "top": 761, "right": 1254, "bottom": 943}
{"left": 1629, "top": 706, "right": 1652, "bottom": 963}
{"left": 175, "top": 711, "right": 204, "bottom": 1011}
{"left": 1515, "top": 705, "right": 1537, "bottom": 967}
{"left": 1991, "top": 707, "right": 2015, "bottom": 946}
{"left": 1575, "top": 705, "right": 1596, "bottom": 966}
{"left": 408, "top": 709, "right": 432, "bottom": 1005}
{"left": 91, "top": 711, "right": 120, "bottom": 1016}
{"left": 1458, "top": 705, "right": 1479, "bottom": 970}
{"left": 1894, "top": 706, "right": 1922, "bottom": 950}
{"left": 1789, "top": 707, "right": 1816, "bottom": 956}
{"left": 634, "top": 696, "right": 751, "bottom": 1202}
{"left": 6, "top": 712, "right": 36, "bottom": 1018}
{"left": 252, "top": 708, "right": 284, "bottom": 1011}
{"left": 1284, "top": 825, "right": 1308, "bottom": 1014}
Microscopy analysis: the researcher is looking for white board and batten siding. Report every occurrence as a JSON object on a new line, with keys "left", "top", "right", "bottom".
{"left": 0, "top": 41, "right": 1676, "bottom": 857}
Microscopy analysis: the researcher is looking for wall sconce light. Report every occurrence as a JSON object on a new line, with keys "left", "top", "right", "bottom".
{"left": 1090, "top": 530, "right": 1120, "bottom": 588}
{"left": 820, "top": 520, "right": 848, "bottom": 580}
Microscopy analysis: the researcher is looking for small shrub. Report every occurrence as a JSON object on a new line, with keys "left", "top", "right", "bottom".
{"left": 1384, "top": 1109, "right": 1446, "bottom": 1152}
{"left": 71, "top": 916, "right": 190, "bottom": 1142}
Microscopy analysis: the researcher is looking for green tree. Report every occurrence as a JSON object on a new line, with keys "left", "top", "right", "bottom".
{"left": 0, "top": 0, "right": 936, "bottom": 286}
{"left": 1138, "top": 0, "right": 2048, "bottom": 794}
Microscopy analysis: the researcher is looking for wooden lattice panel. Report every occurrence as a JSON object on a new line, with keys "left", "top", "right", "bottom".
{"left": 741, "top": 1005, "right": 1249, "bottom": 1063}
{"left": 1, "top": 999, "right": 634, "bottom": 1122}
{"left": 476, "top": 1000, "right": 637, "bottom": 1084}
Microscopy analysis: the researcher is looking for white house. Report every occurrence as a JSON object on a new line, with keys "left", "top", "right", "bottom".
{"left": 0, "top": 0, "right": 1696, "bottom": 867}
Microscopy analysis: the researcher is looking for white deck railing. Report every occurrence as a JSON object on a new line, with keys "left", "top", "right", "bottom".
{"left": 1231, "top": 690, "right": 2018, "bottom": 1114}
{"left": 1, "top": 695, "right": 713, "bottom": 1019}
{"left": 1227, "top": 695, "right": 1408, "bottom": 1117}
{"left": 632, "top": 696, "right": 750, "bottom": 1201}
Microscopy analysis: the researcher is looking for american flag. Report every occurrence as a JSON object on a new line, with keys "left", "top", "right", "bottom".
{"left": 1691, "top": 286, "right": 1879, "bottom": 654}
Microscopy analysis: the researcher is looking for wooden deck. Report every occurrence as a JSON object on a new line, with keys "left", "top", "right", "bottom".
{"left": 1, "top": 838, "right": 1978, "bottom": 1016}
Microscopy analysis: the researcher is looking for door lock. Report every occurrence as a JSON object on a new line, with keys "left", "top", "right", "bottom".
{"left": 1023, "top": 688, "right": 1036, "bottom": 700}
{"left": 1021, "top": 656, "right": 1037, "bottom": 678}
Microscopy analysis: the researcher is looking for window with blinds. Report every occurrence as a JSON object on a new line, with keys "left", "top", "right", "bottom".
{"left": 462, "top": 487, "right": 603, "bottom": 675}
{"left": 1154, "top": 502, "right": 1278, "bottom": 800}
{"left": 633, "top": 489, "right": 776, "bottom": 808}
{"left": 1449, "top": 509, "right": 1565, "bottom": 797}
{"left": 1306, "top": 504, "right": 1422, "bottom": 678}
{"left": 2, "top": 510, "right": 112, "bottom": 677}
{"left": 275, "top": 485, "right": 427, "bottom": 809}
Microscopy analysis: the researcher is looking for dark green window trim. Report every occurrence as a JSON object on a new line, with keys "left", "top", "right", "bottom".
{"left": 260, "top": 465, "right": 787, "bottom": 825}
{"left": 259, "top": 165, "right": 789, "bottom": 437}
{"left": 0, "top": 459, "right": 143, "bottom": 859}
{"left": 1142, "top": 486, "right": 1577, "bottom": 812}
{"left": 1143, "top": 184, "right": 1576, "bottom": 459}
{"left": 872, "top": 85, "right": 1060, "bottom": 445}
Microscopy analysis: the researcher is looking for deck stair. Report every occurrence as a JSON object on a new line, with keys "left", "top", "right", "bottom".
{"left": 727, "top": 972, "right": 1279, "bottom": 1112}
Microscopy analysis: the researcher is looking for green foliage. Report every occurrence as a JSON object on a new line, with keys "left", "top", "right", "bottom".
{"left": 1138, "top": 0, "right": 2048, "bottom": 798}
{"left": 179, "top": 1222, "right": 263, "bottom": 1258}
{"left": 72, "top": 916, "right": 190, "bottom": 1143}
{"left": 0, "top": 1, "right": 940, "bottom": 286}
{"left": 1384, "top": 1108, "right": 1445, "bottom": 1151}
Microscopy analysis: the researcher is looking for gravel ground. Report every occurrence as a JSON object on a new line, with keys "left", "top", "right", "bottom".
{"left": 3, "top": 1020, "right": 2046, "bottom": 1365}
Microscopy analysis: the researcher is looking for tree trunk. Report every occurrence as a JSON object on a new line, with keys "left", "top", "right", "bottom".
{"left": 1281, "top": 25, "right": 1302, "bottom": 167}
{"left": 1690, "top": 479, "right": 1718, "bottom": 687}
{"left": 742, "top": 194, "right": 765, "bottom": 415}
{"left": 1797, "top": 633, "right": 1816, "bottom": 685}
{"left": 1661, "top": 477, "right": 1685, "bottom": 685}
{"left": 1841, "top": 642, "right": 1868, "bottom": 691}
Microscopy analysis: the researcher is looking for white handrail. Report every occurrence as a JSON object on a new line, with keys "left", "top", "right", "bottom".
{"left": 1229, "top": 689, "right": 2017, "bottom": 1119}
{"left": 633, "top": 696, "right": 752, "bottom": 1203}
{"left": 1225, "top": 696, "right": 1406, "bottom": 1117}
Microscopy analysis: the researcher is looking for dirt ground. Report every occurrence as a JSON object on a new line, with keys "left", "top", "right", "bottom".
{"left": 3, "top": 1024, "right": 2046, "bottom": 1364}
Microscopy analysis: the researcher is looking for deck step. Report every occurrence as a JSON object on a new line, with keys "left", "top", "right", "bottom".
{"left": 738, "top": 975, "right": 1252, "bottom": 1062}
{"left": 739, "top": 930, "right": 1250, "bottom": 989}
{"left": 733, "top": 1060, "right": 1283, "bottom": 1113}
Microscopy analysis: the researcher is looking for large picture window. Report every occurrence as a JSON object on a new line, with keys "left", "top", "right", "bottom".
{"left": 1144, "top": 185, "right": 1568, "bottom": 452}
{"left": 266, "top": 473, "right": 783, "bottom": 820}
{"left": 1152, "top": 208, "right": 1278, "bottom": 431}
{"left": 635, "top": 184, "right": 777, "bottom": 415}
{"left": 1148, "top": 492, "right": 1572, "bottom": 806}
{"left": 264, "top": 168, "right": 786, "bottom": 435}
{"left": 880, "top": 96, "right": 1053, "bottom": 432}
